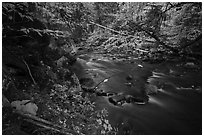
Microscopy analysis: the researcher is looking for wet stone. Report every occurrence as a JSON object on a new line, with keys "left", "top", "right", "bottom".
{"left": 108, "top": 95, "right": 126, "bottom": 106}
{"left": 125, "top": 95, "right": 149, "bottom": 104}
{"left": 96, "top": 91, "right": 108, "bottom": 96}
{"left": 107, "top": 93, "right": 116, "bottom": 97}
{"left": 108, "top": 94, "right": 149, "bottom": 106}
{"left": 145, "top": 84, "right": 158, "bottom": 95}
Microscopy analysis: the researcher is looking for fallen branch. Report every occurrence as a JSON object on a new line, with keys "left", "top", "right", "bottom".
{"left": 134, "top": 24, "right": 178, "bottom": 52}
{"left": 89, "top": 21, "right": 128, "bottom": 36}
{"left": 24, "top": 119, "right": 64, "bottom": 134}
{"left": 89, "top": 21, "right": 141, "bottom": 40}
{"left": 14, "top": 111, "right": 79, "bottom": 135}
{"left": 89, "top": 21, "right": 177, "bottom": 53}
{"left": 93, "top": 72, "right": 122, "bottom": 90}
{"left": 22, "top": 59, "right": 37, "bottom": 85}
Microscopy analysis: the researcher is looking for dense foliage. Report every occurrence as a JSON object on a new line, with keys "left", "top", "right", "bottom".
{"left": 86, "top": 2, "right": 201, "bottom": 61}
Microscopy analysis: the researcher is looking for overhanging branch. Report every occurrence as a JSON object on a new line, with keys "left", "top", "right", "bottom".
{"left": 134, "top": 25, "right": 178, "bottom": 52}
{"left": 89, "top": 21, "right": 128, "bottom": 36}
{"left": 89, "top": 21, "right": 178, "bottom": 52}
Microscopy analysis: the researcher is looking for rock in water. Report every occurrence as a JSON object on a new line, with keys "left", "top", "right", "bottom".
{"left": 96, "top": 90, "right": 108, "bottom": 96}
{"left": 108, "top": 98, "right": 117, "bottom": 105}
{"left": 108, "top": 95, "right": 126, "bottom": 105}
{"left": 125, "top": 95, "right": 135, "bottom": 103}
{"left": 125, "top": 95, "right": 149, "bottom": 105}
{"left": 145, "top": 84, "right": 158, "bottom": 95}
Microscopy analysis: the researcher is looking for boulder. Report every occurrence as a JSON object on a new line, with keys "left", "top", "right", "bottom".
{"left": 11, "top": 100, "right": 38, "bottom": 115}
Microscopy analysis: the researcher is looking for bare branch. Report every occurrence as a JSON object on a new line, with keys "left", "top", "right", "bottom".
{"left": 22, "top": 59, "right": 37, "bottom": 85}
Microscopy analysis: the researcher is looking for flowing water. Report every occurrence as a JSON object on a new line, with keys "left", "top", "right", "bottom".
{"left": 72, "top": 53, "right": 202, "bottom": 135}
